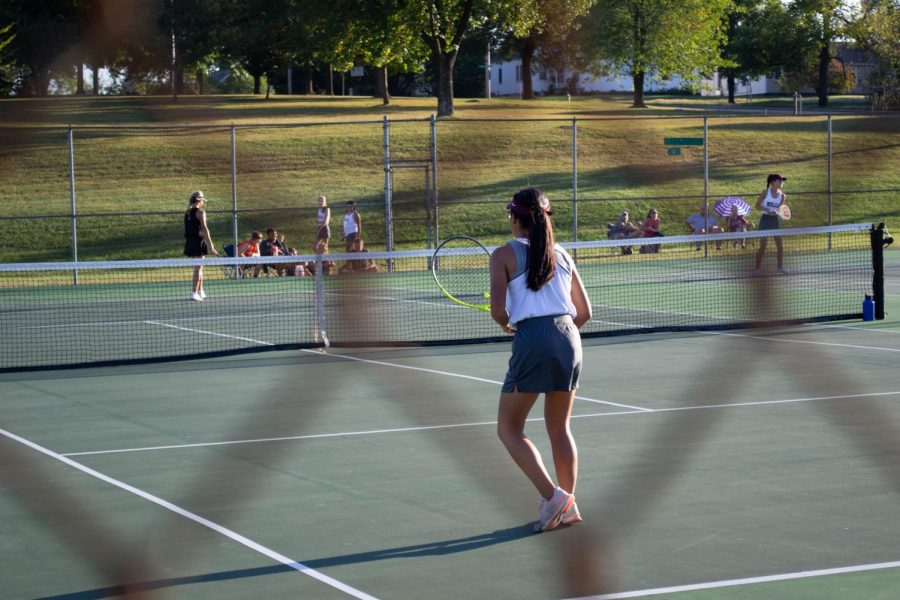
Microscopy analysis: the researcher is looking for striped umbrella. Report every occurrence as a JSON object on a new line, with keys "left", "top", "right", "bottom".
{"left": 714, "top": 196, "right": 752, "bottom": 217}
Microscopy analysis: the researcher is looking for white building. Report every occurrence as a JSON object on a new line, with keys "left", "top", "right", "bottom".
{"left": 489, "top": 58, "right": 778, "bottom": 98}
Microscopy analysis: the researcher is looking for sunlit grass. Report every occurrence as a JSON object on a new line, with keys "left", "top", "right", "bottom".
{"left": 0, "top": 94, "right": 896, "bottom": 262}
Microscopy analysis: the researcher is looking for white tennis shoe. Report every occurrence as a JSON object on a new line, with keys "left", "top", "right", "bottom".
{"left": 190, "top": 292, "right": 202, "bottom": 301}
{"left": 534, "top": 487, "right": 574, "bottom": 532}
{"left": 199, "top": 289, "right": 207, "bottom": 299}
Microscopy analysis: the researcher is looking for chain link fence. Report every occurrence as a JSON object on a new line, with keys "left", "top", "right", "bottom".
{"left": 1, "top": 113, "right": 897, "bottom": 263}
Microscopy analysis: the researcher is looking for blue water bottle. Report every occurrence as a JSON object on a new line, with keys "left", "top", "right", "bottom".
{"left": 862, "top": 295, "right": 875, "bottom": 321}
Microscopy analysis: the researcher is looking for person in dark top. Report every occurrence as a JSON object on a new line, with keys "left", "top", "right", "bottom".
{"left": 184, "top": 190, "right": 217, "bottom": 301}
{"left": 259, "top": 227, "right": 288, "bottom": 276}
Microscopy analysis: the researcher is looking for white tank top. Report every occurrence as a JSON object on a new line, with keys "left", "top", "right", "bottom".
{"left": 761, "top": 189, "right": 782, "bottom": 215}
{"left": 505, "top": 239, "right": 577, "bottom": 326}
{"left": 343, "top": 212, "right": 358, "bottom": 235}
{"left": 317, "top": 207, "right": 328, "bottom": 225}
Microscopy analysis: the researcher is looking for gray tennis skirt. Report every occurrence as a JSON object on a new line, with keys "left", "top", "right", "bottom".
{"left": 502, "top": 314, "right": 582, "bottom": 393}
{"left": 758, "top": 214, "right": 780, "bottom": 231}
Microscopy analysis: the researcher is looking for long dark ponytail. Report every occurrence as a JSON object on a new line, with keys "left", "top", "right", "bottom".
{"left": 509, "top": 188, "right": 556, "bottom": 291}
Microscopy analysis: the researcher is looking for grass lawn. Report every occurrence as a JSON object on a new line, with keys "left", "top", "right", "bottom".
{"left": 0, "top": 94, "right": 897, "bottom": 262}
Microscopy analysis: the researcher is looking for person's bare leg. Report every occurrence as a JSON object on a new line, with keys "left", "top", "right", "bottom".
{"left": 192, "top": 266, "right": 201, "bottom": 293}
{"left": 498, "top": 390, "right": 556, "bottom": 499}
{"left": 754, "top": 237, "right": 769, "bottom": 269}
{"left": 545, "top": 390, "right": 577, "bottom": 494}
{"left": 774, "top": 237, "right": 784, "bottom": 267}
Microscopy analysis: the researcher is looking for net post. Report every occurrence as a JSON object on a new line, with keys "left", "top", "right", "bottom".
{"left": 871, "top": 223, "right": 886, "bottom": 320}
{"left": 314, "top": 255, "right": 328, "bottom": 345}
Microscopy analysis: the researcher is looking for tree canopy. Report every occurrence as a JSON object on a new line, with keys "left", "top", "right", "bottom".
{"left": 0, "top": 0, "right": 893, "bottom": 110}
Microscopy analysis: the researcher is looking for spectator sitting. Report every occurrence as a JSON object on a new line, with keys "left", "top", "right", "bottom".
{"left": 339, "top": 238, "right": 379, "bottom": 274}
{"left": 725, "top": 206, "right": 754, "bottom": 248}
{"left": 607, "top": 210, "right": 641, "bottom": 255}
{"left": 305, "top": 239, "right": 335, "bottom": 276}
{"left": 639, "top": 208, "right": 662, "bottom": 253}
{"left": 284, "top": 247, "right": 306, "bottom": 276}
{"left": 237, "top": 231, "right": 264, "bottom": 277}
{"left": 685, "top": 205, "right": 723, "bottom": 250}
{"left": 259, "top": 227, "right": 288, "bottom": 276}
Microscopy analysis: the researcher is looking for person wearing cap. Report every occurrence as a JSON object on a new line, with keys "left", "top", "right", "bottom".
{"left": 184, "top": 190, "right": 217, "bottom": 301}
{"left": 608, "top": 210, "right": 642, "bottom": 255}
{"left": 753, "top": 173, "right": 788, "bottom": 275}
{"left": 490, "top": 188, "right": 592, "bottom": 533}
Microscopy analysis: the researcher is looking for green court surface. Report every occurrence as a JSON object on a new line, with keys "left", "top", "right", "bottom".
{"left": 1, "top": 256, "right": 897, "bottom": 599}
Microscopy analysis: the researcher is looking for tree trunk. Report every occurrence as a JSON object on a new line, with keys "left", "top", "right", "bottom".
{"left": 521, "top": 36, "right": 536, "bottom": 100}
{"left": 305, "top": 65, "right": 314, "bottom": 95}
{"left": 327, "top": 64, "right": 334, "bottom": 95}
{"left": 174, "top": 64, "right": 185, "bottom": 95}
{"left": 376, "top": 65, "right": 390, "bottom": 105}
{"left": 727, "top": 73, "right": 735, "bottom": 104}
{"left": 817, "top": 44, "right": 829, "bottom": 107}
{"left": 631, "top": 71, "right": 646, "bottom": 108}
{"left": 196, "top": 68, "right": 204, "bottom": 95}
{"left": 435, "top": 52, "right": 456, "bottom": 117}
{"left": 76, "top": 64, "right": 85, "bottom": 95}
{"left": 92, "top": 65, "right": 100, "bottom": 95}
{"left": 253, "top": 74, "right": 262, "bottom": 94}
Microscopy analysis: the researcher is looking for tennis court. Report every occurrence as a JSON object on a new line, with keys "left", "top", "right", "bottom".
{"left": 1, "top": 239, "right": 898, "bottom": 599}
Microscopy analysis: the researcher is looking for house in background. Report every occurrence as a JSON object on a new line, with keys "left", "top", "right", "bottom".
{"left": 489, "top": 57, "right": 749, "bottom": 97}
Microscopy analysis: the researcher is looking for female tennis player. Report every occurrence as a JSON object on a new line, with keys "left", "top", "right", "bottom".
{"left": 184, "top": 190, "right": 217, "bottom": 301}
{"left": 752, "top": 173, "right": 788, "bottom": 275}
{"left": 489, "top": 188, "right": 592, "bottom": 532}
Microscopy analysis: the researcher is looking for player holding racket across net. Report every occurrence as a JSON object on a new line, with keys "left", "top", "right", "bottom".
{"left": 753, "top": 173, "right": 790, "bottom": 275}
{"left": 490, "top": 188, "right": 592, "bottom": 532}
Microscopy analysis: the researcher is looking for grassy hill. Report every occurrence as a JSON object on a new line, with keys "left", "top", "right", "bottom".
{"left": 0, "top": 94, "right": 897, "bottom": 262}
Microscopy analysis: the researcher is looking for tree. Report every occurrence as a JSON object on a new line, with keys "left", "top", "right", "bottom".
{"left": 0, "top": 0, "right": 80, "bottom": 96}
{"left": 784, "top": 0, "right": 856, "bottom": 107}
{"left": 720, "top": 0, "right": 788, "bottom": 104}
{"left": 410, "top": 0, "right": 477, "bottom": 116}
{"left": 219, "top": 0, "right": 295, "bottom": 95}
{"left": 500, "top": 0, "right": 595, "bottom": 100}
{"left": 0, "top": 23, "right": 15, "bottom": 95}
{"left": 342, "top": 0, "right": 428, "bottom": 105}
{"left": 850, "top": 0, "right": 900, "bottom": 81}
{"left": 583, "top": 0, "right": 731, "bottom": 108}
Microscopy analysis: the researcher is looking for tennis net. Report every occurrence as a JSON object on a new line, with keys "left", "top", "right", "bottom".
{"left": 0, "top": 223, "right": 886, "bottom": 371}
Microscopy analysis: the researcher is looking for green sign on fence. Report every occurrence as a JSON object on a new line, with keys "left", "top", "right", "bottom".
{"left": 663, "top": 137, "right": 704, "bottom": 146}
{"left": 667, "top": 147, "right": 682, "bottom": 156}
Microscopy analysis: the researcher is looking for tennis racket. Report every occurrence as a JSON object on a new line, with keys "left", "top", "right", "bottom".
{"left": 777, "top": 204, "right": 792, "bottom": 220}
{"left": 431, "top": 236, "right": 492, "bottom": 312}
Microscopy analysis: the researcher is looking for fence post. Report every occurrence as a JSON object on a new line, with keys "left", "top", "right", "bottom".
{"left": 230, "top": 125, "right": 239, "bottom": 255}
{"left": 68, "top": 127, "right": 79, "bottom": 284}
{"left": 383, "top": 116, "right": 394, "bottom": 269}
{"left": 827, "top": 114, "right": 833, "bottom": 248}
{"left": 430, "top": 114, "right": 439, "bottom": 248}
{"left": 572, "top": 116, "right": 578, "bottom": 245}
{"left": 703, "top": 115, "right": 709, "bottom": 255}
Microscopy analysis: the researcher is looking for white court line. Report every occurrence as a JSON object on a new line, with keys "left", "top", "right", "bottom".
{"left": 61, "top": 390, "right": 900, "bottom": 457}
{"left": 568, "top": 560, "right": 900, "bottom": 599}
{"left": 145, "top": 321, "right": 274, "bottom": 346}
{"left": 821, "top": 323, "right": 900, "bottom": 334}
{"left": 0, "top": 427, "right": 378, "bottom": 600}
{"left": 303, "top": 349, "right": 652, "bottom": 412}
{"left": 709, "top": 330, "right": 900, "bottom": 352}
